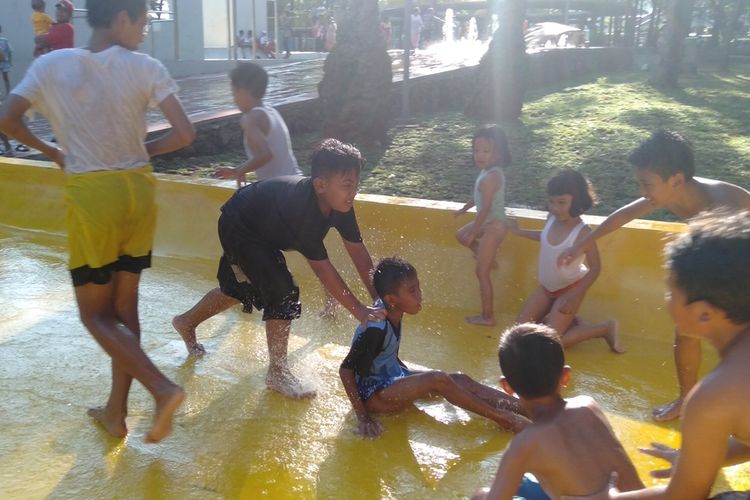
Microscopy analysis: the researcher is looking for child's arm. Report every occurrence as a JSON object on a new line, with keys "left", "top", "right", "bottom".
{"left": 558, "top": 226, "right": 601, "bottom": 314}
{"left": 507, "top": 218, "right": 542, "bottom": 241}
{"left": 0, "top": 95, "right": 63, "bottom": 165}
{"left": 215, "top": 110, "right": 272, "bottom": 183}
{"left": 472, "top": 438, "right": 529, "bottom": 500}
{"left": 339, "top": 367, "right": 384, "bottom": 438}
{"left": 558, "top": 198, "right": 657, "bottom": 266}
{"left": 145, "top": 95, "right": 195, "bottom": 157}
{"left": 454, "top": 199, "right": 475, "bottom": 217}
{"left": 307, "top": 258, "right": 385, "bottom": 325}
{"left": 342, "top": 240, "right": 378, "bottom": 303}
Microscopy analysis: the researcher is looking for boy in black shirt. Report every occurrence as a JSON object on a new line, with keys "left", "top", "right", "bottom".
{"left": 174, "top": 139, "right": 381, "bottom": 398}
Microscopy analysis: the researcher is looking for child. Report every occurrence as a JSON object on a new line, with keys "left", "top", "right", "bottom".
{"left": 173, "top": 138, "right": 381, "bottom": 399}
{"left": 455, "top": 125, "right": 512, "bottom": 326}
{"left": 0, "top": 25, "right": 12, "bottom": 97}
{"left": 509, "top": 170, "right": 623, "bottom": 352}
{"left": 173, "top": 61, "right": 302, "bottom": 355}
{"left": 577, "top": 211, "right": 750, "bottom": 500}
{"left": 340, "top": 257, "right": 529, "bottom": 439}
{"left": 0, "top": 0, "right": 195, "bottom": 443}
{"left": 31, "top": 0, "right": 55, "bottom": 57}
{"left": 558, "top": 131, "right": 750, "bottom": 421}
{"left": 472, "top": 323, "right": 644, "bottom": 500}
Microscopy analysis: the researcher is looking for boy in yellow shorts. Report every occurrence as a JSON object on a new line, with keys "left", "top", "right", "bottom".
{"left": 0, "top": 0, "right": 195, "bottom": 443}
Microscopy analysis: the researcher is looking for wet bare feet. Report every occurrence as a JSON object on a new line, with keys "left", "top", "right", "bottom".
{"left": 172, "top": 315, "right": 206, "bottom": 356}
{"left": 145, "top": 386, "right": 186, "bottom": 444}
{"left": 266, "top": 367, "right": 317, "bottom": 399}
{"left": 605, "top": 320, "right": 626, "bottom": 353}
{"left": 87, "top": 406, "right": 127, "bottom": 438}
{"left": 652, "top": 397, "right": 683, "bottom": 422}
{"left": 465, "top": 315, "right": 496, "bottom": 327}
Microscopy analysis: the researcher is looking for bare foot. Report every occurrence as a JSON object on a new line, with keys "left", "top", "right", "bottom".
{"left": 172, "top": 315, "right": 206, "bottom": 356}
{"left": 266, "top": 368, "right": 317, "bottom": 399}
{"left": 87, "top": 406, "right": 127, "bottom": 438}
{"left": 145, "top": 386, "right": 186, "bottom": 444}
{"left": 605, "top": 320, "right": 626, "bottom": 353}
{"left": 652, "top": 398, "right": 683, "bottom": 422}
{"left": 465, "top": 315, "right": 496, "bottom": 326}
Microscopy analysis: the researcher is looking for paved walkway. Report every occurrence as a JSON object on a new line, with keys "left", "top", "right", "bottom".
{"left": 6, "top": 42, "right": 486, "bottom": 157}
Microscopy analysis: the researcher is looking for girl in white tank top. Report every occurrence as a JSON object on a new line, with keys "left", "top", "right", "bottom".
{"left": 509, "top": 170, "right": 625, "bottom": 353}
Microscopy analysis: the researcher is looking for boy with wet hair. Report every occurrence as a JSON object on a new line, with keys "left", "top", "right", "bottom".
{"left": 0, "top": 0, "right": 195, "bottom": 443}
{"left": 572, "top": 211, "right": 750, "bottom": 500}
{"left": 472, "top": 323, "right": 644, "bottom": 500}
{"left": 558, "top": 130, "right": 750, "bottom": 422}
{"left": 340, "top": 257, "right": 528, "bottom": 439}
{"left": 175, "top": 138, "right": 381, "bottom": 399}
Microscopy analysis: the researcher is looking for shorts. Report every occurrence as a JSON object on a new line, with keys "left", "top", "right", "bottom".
{"left": 64, "top": 165, "right": 156, "bottom": 287}
{"left": 357, "top": 366, "right": 412, "bottom": 402}
{"left": 514, "top": 473, "right": 550, "bottom": 500}
{"left": 543, "top": 279, "right": 583, "bottom": 299}
{"left": 217, "top": 214, "right": 301, "bottom": 322}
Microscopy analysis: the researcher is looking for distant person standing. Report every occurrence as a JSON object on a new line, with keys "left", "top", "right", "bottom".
{"left": 324, "top": 16, "right": 336, "bottom": 51}
{"left": 380, "top": 15, "right": 392, "bottom": 49}
{"left": 37, "top": 0, "right": 75, "bottom": 52}
{"left": 409, "top": 7, "right": 423, "bottom": 53}
{"left": 311, "top": 16, "right": 324, "bottom": 52}
{"left": 31, "top": 0, "right": 55, "bottom": 57}
{"left": 280, "top": 8, "right": 293, "bottom": 59}
{"left": 0, "top": 25, "right": 12, "bottom": 97}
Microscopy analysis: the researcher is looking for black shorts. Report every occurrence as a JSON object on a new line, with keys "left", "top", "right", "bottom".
{"left": 217, "top": 215, "right": 301, "bottom": 321}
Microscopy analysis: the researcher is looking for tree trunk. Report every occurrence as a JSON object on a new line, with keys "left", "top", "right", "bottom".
{"left": 465, "top": 0, "right": 527, "bottom": 121}
{"left": 317, "top": 0, "right": 392, "bottom": 144}
{"left": 717, "top": 0, "right": 746, "bottom": 73}
{"left": 651, "top": 0, "right": 694, "bottom": 87}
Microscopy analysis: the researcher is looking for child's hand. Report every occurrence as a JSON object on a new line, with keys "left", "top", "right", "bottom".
{"left": 639, "top": 442, "right": 679, "bottom": 478}
{"left": 355, "top": 304, "right": 386, "bottom": 326}
{"left": 453, "top": 208, "right": 465, "bottom": 218}
{"left": 357, "top": 415, "right": 384, "bottom": 439}
{"left": 558, "top": 245, "right": 582, "bottom": 267}
{"left": 214, "top": 166, "right": 242, "bottom": 181}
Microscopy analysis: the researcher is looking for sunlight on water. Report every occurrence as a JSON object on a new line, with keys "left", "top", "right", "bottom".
{"left": 1, "top": 224, "right": 748, "bottom": 497}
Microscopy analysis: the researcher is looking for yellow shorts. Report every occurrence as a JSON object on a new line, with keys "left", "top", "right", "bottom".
{"left": 64, "top": 165, "right": 157, "bottom": 286}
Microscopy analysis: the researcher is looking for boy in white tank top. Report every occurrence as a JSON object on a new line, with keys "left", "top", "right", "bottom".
{"left": 214, "top": 62, "right": 301, "bottom": 185}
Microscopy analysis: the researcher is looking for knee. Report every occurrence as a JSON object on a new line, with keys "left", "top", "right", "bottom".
{"left": 427, "top": 371, "right": 453, "bottom": 390}
{"left": 449, "top": 372, "right": 470, "bottom": 385}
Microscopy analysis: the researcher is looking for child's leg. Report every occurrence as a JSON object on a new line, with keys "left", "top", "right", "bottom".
{"left": 516, "top": 286, "right": 554, "bottom": 324}
{"left": 87, "top": 271, "right": 142, "bottom": 438}
{"left": 367, "top": 371, "right": 526, "bottom": 431}
{"left": 466, "top": 223, "right": 507, "bottom": 326}
{"left": 173, "top": 287, "right": 238, "bottom": 356}
{"left": 2, "top": 72, "right": 9, "bottom": 96}
{"left": 264, "top": 319, "right": 316, "bottom": 399}
{"left": 652, "top": 330, "right": 700, "bottom": 421}
{"left": 547, "top": 292, "right": 624, "bottom": 353}
{"left": 75, "top": 280, "right": 185, "bottom": 443}
{"left": 455, "top": 221, "right": 478, "bottom": 250}
{"left": 449, "top": 373, "right": 525, "bottom": 416}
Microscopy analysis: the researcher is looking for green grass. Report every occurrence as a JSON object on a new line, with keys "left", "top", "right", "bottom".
{"left": 153, "top": 63, "right": 750, "bottom": 221}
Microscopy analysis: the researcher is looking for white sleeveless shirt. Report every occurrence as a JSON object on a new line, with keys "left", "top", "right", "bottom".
{"left": 243, "top": 106, "right": 301, "bottom": 181}
{"left": 538, "top": 215, "right": 589, "bottom": 292}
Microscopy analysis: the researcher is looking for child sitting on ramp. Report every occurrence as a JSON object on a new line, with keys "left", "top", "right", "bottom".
{"left": 340, "top": 257, "right": 528, "bottom": 439}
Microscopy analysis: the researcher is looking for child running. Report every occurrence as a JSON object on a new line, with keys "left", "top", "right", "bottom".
{"left": 557, "top": 131, "right": 750, "bottom": 421}
{"left": 455, "top": 125, "right": 512, "bottom": 326}
{"left": 472, "top": 323, "right": 644, "bottom": 500}
{"left": 173, "top": 61, "right": 301, "bottom": 356}
{"left": 31, "top": 0, "right": 54, "bottom": 57}
{"left": 340, "top": 257, "right": 529, "bottom": 439}
{"left": 510, "top": 170, "right": 623, "bottom": 352}
{"left": 0, "top": 0, "right": 195, "bottom": 442}
{"left": 174, "top": 139, "right": 381, "bottom": 399}
{"left": 568, "top": 211, "right": 750, "bottom": 500}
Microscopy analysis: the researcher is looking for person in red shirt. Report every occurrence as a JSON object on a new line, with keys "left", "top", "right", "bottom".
{"left": 36, "top": 0, "right": 74, "bottom": 52}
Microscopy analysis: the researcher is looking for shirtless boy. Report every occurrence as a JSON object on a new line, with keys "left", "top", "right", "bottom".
{"left": 559, "top": 131, "right": 750, "bottom": 421}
